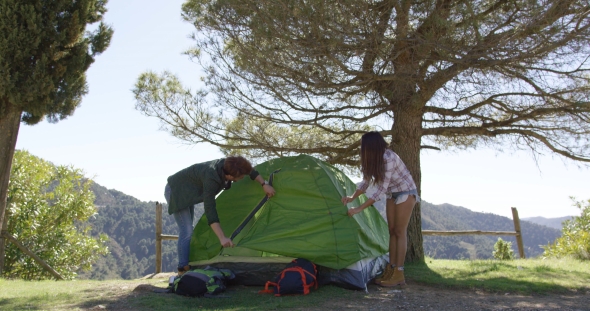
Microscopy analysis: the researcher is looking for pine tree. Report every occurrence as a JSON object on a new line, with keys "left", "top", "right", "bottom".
{"left": 0, "top": 0, "right": 113, "bottom": 274}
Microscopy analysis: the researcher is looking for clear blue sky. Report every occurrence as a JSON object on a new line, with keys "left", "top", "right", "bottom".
{"left": 15, "top": 0, "right": 589, "bottom": 219}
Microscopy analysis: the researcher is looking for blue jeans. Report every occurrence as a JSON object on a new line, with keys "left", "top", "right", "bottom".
{"left": 164, "top": 184, "right": 194, "bottom": 270}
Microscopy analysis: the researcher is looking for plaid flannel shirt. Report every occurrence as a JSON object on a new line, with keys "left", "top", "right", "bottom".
{"left": 358, "top": 149, "right": 416, "bottom": 201}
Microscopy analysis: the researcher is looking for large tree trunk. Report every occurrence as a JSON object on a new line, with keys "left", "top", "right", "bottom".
{"left": 390, "top": 104, "right": 424, "bottom": 263}
{"left": 0, "top": 101, "right": 22, "bottom": 275}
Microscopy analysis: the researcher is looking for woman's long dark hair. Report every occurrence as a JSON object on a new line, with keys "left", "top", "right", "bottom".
{"left": 360, "top": 131, "right": 388, "bottom": 185}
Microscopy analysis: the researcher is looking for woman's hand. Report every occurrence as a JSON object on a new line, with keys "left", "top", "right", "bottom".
{"left": 219, "top": 237, "right": 235, "bottom": 248}
{"left": 263, "top": 184, "right": 276, "bottom": 198}
{"left": 347, "top": 207, "right": 362, "bottom": 217}
{"left": 341, "top": 196, "right": 354, "bottom": 205}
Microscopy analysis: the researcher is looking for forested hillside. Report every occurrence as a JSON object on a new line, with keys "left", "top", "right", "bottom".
{"left": 82, "top": 183, "right": 562, "bottom": 279}
{"left": 77, "top": 183, "right": 179, "bottom": 280}
{"left": 420, "top": 202, "right": 561, "bottom": 259}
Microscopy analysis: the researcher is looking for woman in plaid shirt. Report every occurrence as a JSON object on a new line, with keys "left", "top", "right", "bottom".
{"left": 342, "top": 131, "right": 420, "bottom": 287}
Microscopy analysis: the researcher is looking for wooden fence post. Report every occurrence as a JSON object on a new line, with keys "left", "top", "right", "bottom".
{"left": 511, "top": 207, "right": 526, "bottom": 259}
{"left": 155, "top": 202, "right": 162, "bottom": 274}
{"left": 153, "top": 202, "right": 178, "bottom": 273}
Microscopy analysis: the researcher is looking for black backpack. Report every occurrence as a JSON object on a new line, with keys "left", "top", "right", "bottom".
{"left": 260, "top": 258, "right": 318, "bottom": 296}
{"left": 171, "top": 267, "right": 235, "bottom": 297}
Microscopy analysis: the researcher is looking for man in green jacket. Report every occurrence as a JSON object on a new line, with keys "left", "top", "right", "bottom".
{"left": 164, "top": 156, "right": 275, "bottom": 275}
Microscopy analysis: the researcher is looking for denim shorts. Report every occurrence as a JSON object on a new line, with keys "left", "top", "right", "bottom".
{"left": 387, "top": 189, "right": 421, "bottom": 204}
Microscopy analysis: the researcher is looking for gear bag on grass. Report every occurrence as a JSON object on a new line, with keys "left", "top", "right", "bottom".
{"left": 259, "top": 258, "right": 318, "bottom": 296}
{"left": 172, "top": 266, "right": 235, "bottom": 297}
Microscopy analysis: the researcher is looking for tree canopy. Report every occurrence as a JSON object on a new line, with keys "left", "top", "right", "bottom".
{"left": 134, "top": 0, "right": 590, "bottom": 261}
{"left": 3, "top": 151, "right": 108, "bottom": 280}
{"left": 0, "top": 0, "right": 113, "bottom": 124}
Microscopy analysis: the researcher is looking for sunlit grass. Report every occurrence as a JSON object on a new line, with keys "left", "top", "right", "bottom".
{"left": 0, "top": 277, "right": 355, "bottom": 311}
{"left": 407, "top": 257, "right": 589, "bottom": 294}
{"left": 0, "top": 278, "right": 158, "bottom": 311}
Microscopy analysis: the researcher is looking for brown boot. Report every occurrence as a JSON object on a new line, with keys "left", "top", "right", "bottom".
{"left": 374, "top": 264, "right": 395, "bottom": 285}
{"left": 177, "top": 265, "right": 190, "bottom": 276}
{"left": 379, "top": 268, "right": 406, "bottom": 287}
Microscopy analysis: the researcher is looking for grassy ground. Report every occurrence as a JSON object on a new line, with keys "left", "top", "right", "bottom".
{"left": 408, "top": 257, "right": 590, "bottom": 294}
{"left": 0, "top": 277, "right": 356, "bottom": 311}
{"left": 0, "top": 258, "right": 588, "bottom": 311}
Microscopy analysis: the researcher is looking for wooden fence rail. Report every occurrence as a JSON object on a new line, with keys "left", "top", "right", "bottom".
{"left": 1, "top": 207, "right": 64, "bottom": 280}
{"left": 421, "top": 207, "right": 525, "bottom": 259}
{"left": 0, "top": 231, "right": 63, "bottom": 280}
{"left": 422, "top": 230, "right": 519, "bottom": 236}
{"left": 154, "top": 204, "right": 525, "bottom": 273}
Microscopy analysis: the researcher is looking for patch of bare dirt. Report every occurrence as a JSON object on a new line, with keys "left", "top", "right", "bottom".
{"left": 321, "top": 283, "right": 590, "bottom": 311}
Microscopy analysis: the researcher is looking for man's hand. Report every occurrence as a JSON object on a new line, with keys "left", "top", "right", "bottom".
{"left": 263, "top": 184, "right": 276, "bottom": 198}
{"left": 219, "top": 237, "right": 235, "bottom": 248}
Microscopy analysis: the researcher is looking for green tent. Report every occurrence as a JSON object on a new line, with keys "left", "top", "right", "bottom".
{"left": 189, "top": 154, "right": 389, "bottom": 289}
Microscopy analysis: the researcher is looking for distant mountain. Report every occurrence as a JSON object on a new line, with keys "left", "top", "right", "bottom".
{"left": 522, "top": 216, "right": 573, "bottom": 230}
{"left": 82, "top": 184, "right": 563, "bottom": 279}
{"left": 422, "top": 202, "right": 562, "bottom": 259}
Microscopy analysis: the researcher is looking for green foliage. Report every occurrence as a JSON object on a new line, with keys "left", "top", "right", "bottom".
{"left": 222, "top": 114, "right": 371, "bottom": 167}
{"left": 3, "top": 150, "right": 108, "bottom": 280}
{"left": 0, "top": 0, "right": 113, "bottom": 123}
{"left": 543, "top": 197, "right": 590, "bottom": 260}
{"left": 3, "top": 150, "right": 181, "bottom": 281}
{"left": 133, "top": 71, "right": 371, "bottom": 167}
{"left": 493, "top": 238, "right": 515, "bottom": 260}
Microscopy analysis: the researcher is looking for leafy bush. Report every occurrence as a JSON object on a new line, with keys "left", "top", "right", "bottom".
{"left": 3, "top": 151, "right": 108, "bottom": 280}
{"left": 493, "top": 238, "right": 515, "bottom": 260}
{"left": 543, "top": 197, "right": 590, "bottom": 260}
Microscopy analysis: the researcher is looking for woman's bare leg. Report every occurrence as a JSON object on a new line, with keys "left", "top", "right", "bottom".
{"left": 385, "top": 198, "right": 397, "bottom": 265}
{"left": 386, "top": 196, "right": 416, "bottom": 266}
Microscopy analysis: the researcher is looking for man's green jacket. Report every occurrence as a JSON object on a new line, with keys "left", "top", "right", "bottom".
{"left": 167, "top": 158, "right": 259, "bottom": 225}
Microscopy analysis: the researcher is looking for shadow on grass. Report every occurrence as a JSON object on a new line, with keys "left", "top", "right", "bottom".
{"left": 0, "top": 279, "right": 364, "bottom": 311}
{"left": 406, "top": 261, "right": 590, "bottom": 295}
{"left": 0, "top": 297, "right": 43, "bottom": 311}
{"left": 68, "top": 283, "right": 361, "bottom": 311}
{"left": 0, "top": 291, "right": 89, "bottom": 311}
